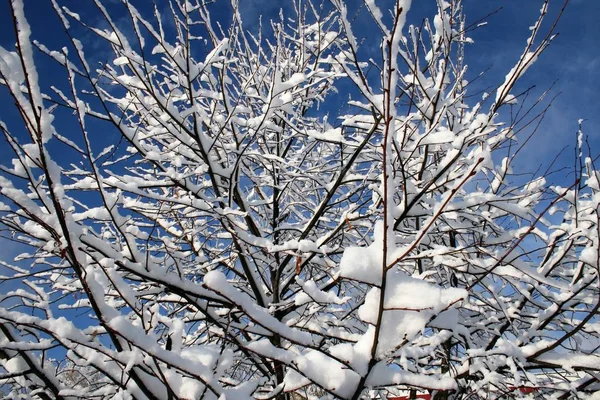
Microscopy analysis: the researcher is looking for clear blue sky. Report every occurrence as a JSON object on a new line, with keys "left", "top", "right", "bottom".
{"left": 0, "top": 0, "right": 598, "bottom": 181}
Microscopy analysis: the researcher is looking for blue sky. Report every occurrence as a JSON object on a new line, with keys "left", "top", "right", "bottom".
{"left": 0, "top": 0, "right": 597, "bottom": 172}
{"left": 464, "top": 0, "right": 600, "bottom": 173}
{"left": 0, "top": 0, "right": 597, "bottom": 262}
{"left": 0, "top": 0, "right": 595, "bottom": 259}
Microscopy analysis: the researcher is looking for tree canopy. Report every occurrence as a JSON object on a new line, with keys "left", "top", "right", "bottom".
{"left": 0, "top": 0, "right": 598, "bottom": 399}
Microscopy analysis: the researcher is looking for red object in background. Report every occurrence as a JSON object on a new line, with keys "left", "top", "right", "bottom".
{"left": 389, "top": 395, "right": 431, "bottom": 400}
{"left": 508, "top": 386, "right": 539, "bottom": 394}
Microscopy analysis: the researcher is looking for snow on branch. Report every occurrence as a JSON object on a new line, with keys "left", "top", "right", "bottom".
{"left": 0, "top": 0, "right": 597, "bottom": 399}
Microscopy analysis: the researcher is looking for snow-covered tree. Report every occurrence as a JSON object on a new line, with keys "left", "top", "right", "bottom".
{"left": 0, "top": 0, "right": 598, "bottom": 399}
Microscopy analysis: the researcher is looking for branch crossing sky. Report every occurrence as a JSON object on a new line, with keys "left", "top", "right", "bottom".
{"left": 0, "top": 0, "right": 597, "bottom": 180}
